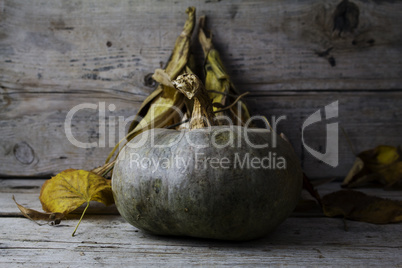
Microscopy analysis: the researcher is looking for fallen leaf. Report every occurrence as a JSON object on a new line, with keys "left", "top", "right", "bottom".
{"left": 322, "top": 190, "right": 402, "bottom": 224}
{"left": 13, "top": 195, "right": 64, "bottom": 226}
{"left": 40, "top": 169, "right": 114, "bottom": 214}
{"left": 342, "top": 145, "right": 402, "bottom": 189}
{"left": 39, "top": 169, "right": 114, "bottom": 235}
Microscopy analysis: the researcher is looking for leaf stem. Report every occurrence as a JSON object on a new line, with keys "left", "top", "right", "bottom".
{"left": 72, "top": 202, "right": 90, "bottom": 237}
{"left": 172, "top": 73, "right": 216, "bottom": 130}
{"left": 213, "top": 92, "right": 249, "bottom": 113}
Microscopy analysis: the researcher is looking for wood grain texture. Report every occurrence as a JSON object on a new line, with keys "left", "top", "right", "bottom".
{"left": 1, "top": 91, "right": 401, "bottom": 178}
{"left": 2, "top": 216, "right": 402, "bottom": 267}
{"left": 1, "top": 0, "right": 401, "bottom": 177}
{"left": 1, "top": 179, "right": 401, "bottom": 267}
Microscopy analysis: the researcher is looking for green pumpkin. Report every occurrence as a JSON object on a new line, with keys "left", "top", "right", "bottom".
{"left": 112, "top": 125, "right": 302, "bottom": 241}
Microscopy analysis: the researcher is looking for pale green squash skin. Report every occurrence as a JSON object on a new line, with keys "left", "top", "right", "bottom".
{"left": 112, "top": 126, "right": 302, "bottom": 241}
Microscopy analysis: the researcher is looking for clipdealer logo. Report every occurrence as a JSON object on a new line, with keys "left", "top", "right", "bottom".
{"left": 301, "top": 101, "right": 339, "bottom": 167}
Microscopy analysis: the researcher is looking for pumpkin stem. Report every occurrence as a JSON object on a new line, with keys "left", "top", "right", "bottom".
{"left": 172, "top": 73, "right": 216, "bottom": 129}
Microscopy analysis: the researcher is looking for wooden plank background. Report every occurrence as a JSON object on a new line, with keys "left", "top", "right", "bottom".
{"left": 0, "top": 0, "right": 401, "bottom": 178}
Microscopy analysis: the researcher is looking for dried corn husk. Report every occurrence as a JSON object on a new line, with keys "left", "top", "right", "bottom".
{"left": 198, "top": 16, "right": 252, "bottom": 126}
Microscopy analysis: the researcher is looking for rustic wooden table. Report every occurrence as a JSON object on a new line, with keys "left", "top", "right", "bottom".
{"left": 1, "top": 179, "right": 401, "bottom": 267}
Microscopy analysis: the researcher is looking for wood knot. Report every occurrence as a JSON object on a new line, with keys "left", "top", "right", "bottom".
{"left": 333, "top": 0, "right": 359, "bottom": 37}
{"left": 143, "top": 73, "right": 156, "bottom": 88}
{"left": 13, "top": 142, "right": 35, "bottom": 165}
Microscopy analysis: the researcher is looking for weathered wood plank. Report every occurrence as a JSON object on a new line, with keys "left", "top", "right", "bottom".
{"left": 1, "top": 92, "right": 401, "bottom": 177}
{"left": 248, "top": 91, "right": 402, "bottom": 179}
{"left": 1, "top": 216, "right": 401, "bottom": 267}
{"left": 1, "top": 0, "right": 401, "bottom": 92}
{"left": 0, "top": 91, "right": 143, "bottom": 176}
{"left": 1, "top": 0, "right": 401, "bottom": 177}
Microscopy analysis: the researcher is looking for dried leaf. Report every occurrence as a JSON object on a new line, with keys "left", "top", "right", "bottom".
{"left": 322, "top": 190, "right": 402, "bottom": 224}
{"left": 39, "top": 169, "right": 114, "bottom": 236}
{"left": 40, "top": 169, "right": 113, "bottom": 214}
{"left": 91, "top": 160, "right": 115, "bottom": 178}
{"left": 342, "top": 145, "right": 402, "bottom": 189}
{"left": 380, "top": 162, "right": 402, "bottom": 189}
{"left": 152, "top": 68, "right": 175, "bottom": 88}
{"left": 103, "top": 7, "right": 196, "bottom": 165}
{"left": 198, "top": 16, "right": 252, "bottom": 125}
{"left": 13, "top": 195, "right": 64, "bottom": 226}
{"left": 342, "top": 157, "right": 365, "bottom": 186}
{"left": 126, "top": 7, "right": 196, "bottom": 142}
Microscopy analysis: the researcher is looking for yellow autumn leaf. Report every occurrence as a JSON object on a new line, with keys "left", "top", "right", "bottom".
{"left": 39, "top": 169, "right": 112, "bottom": 214}
{"left": 39, "top": 169, "right": 114, "bottom": 236}
{"left": 322, "top": 190, "right": 402, "bottom": 224}
{"left": 40, "top": 169, "right": 114, "bottom": 214}
{"left": 375, "top": 145, "right": 400, "bottom": 165}
{"left": 342, "top": 145, "right": 402, "bottom": 188}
